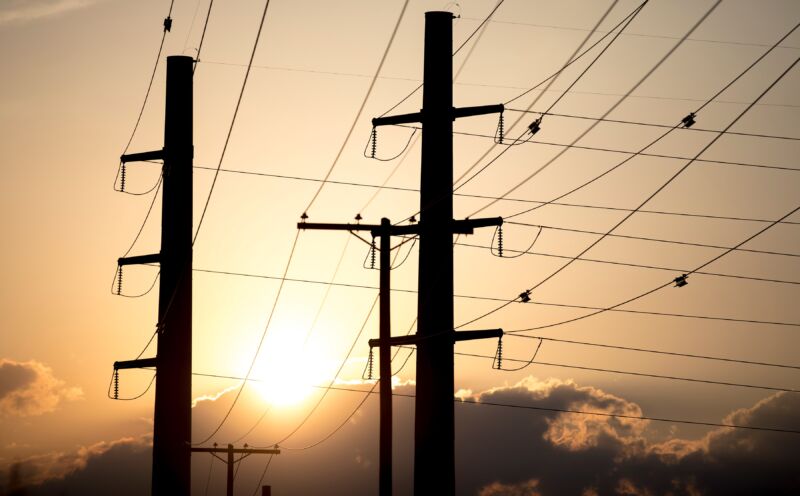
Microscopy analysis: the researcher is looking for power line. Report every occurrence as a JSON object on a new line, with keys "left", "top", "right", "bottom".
{"left": 470, "top": 18, "right": 800, "bottom": 221}
{"left": 193, "top": 164, "right": 800, "bottom": 226}
{"left": 437, "top": 0, "right": 648, "bottom": 219}
{"left": 453, "top": 350, "right": 800, "bottom": 394}
{"left": 506, "top": 109, "right": 800, "bottom": 142}
{"left": 467, "top": 52, "right": 800, "bottom": 329}
{"left": 402, "top": 125, "right": 800, "bottom": 173}
{"left": 191, "top": 372, "right": 800, "bottom": 435}
{"left": 192, "top": 268, "right": 800, "bottom": 328}
{"left": 506, "top": 335, "right": 800, "bottom": 370}
{"left": 120, "top": 0, "right": 175, "bottom": 156}
{"left": 193, "top": 0, "right": 272, "bottom": 246}
{"left": 377, "top": 0, "right": 507, "bottom": 118}
{"left": 461, "top": 0, "right": 723, "bottom": 215}
{"left": 504, "top": 221, "right": 800, "bottom": 259}
{"left": 505, "top": 202, "right": 800, "bottom": 333}
{"left": 458, "top": 239, "right": 800, "bottom": 286}
{"left": 461, "top": 16, "right": 800, "bottom": 51}
{"left": 194, "top": 231, "right": 300, "bottom": 445}
{"left": 302, "top": 0, "right": 411, "bottom": 215}
{"left": 196, "top": 59, "right": 800, "bottom": 111}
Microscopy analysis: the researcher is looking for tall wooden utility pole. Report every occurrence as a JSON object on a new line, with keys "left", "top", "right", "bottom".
{"left": 371, "top": 11, "right": 504, "bottom": 495}
{"left": 114, "top": 55, "right": 193, "bottom": 496}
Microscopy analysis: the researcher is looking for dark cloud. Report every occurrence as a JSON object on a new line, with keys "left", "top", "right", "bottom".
{"left": 0, "top": 360, "right": 82, "bottom": 417}
{"left": 0, "top": 436, "right": 151, "bottom": 496}
{"left": 455, "top": 378, "right": 800, "bottom": 495}
{"left": 6, "top": 377, "right": 797, "bottom": 495}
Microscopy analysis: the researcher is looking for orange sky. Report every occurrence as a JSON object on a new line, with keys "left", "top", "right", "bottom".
{"left": 1, "top": 0, "right": 799, "bottom": 494}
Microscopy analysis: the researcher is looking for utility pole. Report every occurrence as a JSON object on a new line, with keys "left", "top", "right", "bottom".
{"left": 298, "top": 217, "right": 415, "bottom": 496}
{"left": 113, "top": 55, "right": 193, "bottom": 496}
{"left": 191, "top": 444, "right": 280, "bottom": 496}
{"left": 370, "top": 11, "right": 504, "bottom": 495}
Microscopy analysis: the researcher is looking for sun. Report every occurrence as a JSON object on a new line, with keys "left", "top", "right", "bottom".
{"left": 249, "top": 328, "right": 329, "bottom": 407}
{"left": 251, "top": 360, "right": 316, "bottom": 407}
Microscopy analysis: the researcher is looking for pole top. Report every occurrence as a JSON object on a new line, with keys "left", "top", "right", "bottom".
{"left": 425, "top": 10, "right": 456, "bottom": 19}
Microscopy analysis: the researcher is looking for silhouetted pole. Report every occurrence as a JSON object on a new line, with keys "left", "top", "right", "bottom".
{"left": 152, "top": 55, "right": 194, "bottom": 496}
{"left": 379, "top": 217, "right": 392, "bottom": 496}
{"left": 114, "top": 55, "right": 194, "bottom": 496}
{"left": 190, "top": 444, "right": 280, "bottom": 496}
{"left": 371, "top": 12, "right": 504, "bottom": 495}
{"left": 416, "top": 12, "right": 456, "bottom": 494}
{"left": 298, "top": 218, "right": 418, "bottom": 496}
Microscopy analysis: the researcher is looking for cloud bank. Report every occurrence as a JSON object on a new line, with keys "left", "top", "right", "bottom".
{"left": 4, "top": 377, "right": 798, "bottom": 495}
{"left": 0, "top": 359, "right": 82, "bottom": 417}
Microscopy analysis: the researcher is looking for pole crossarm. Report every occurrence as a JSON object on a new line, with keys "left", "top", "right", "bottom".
{"left": 368, "top": 329, "right": 503, "bottom": 348}
{"left": 297, "top": 221, "right": 420, "bottom": 237}
{"left": 190, "top": 447, "right": 280, "bottom": 455}
{"left": 371, "top": 104, "right": 504, "bottom": 127}
{"left": 114, "top": 357, "right": 158, "bottom": 370}
{"left": 297, "top": 216, "right": 502, "bottom": 237}
{"left": 121, "top": 149, "right": 165, "bottom": 163}
{"left": 118, "top": 253, "right": 161, "bottom": 266}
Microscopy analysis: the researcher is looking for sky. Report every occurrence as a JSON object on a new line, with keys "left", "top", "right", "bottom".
{"left": 1, "top": 0, "right": 799, "bottom": 494}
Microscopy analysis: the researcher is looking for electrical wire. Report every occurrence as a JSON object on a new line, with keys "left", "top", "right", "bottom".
{"left": 456, "top": 239, "right": 800, "bottom": 286}
{"left": 506, "top": 334, "right": 800, "bottom": 370}
{"left": 396, "top": 125, "right": 800, "bottom": 173}
{"left": 120, "top": 0, "right": 175, "bottom": 157}
{"left": 507, "top": 109, "right": 800, "bottom": 142}
{"left": 107, "top": 370, "right": 157, "bottom": 401}
{"left": 507, "top": 201, "right": 800, "bottom": 334}
{"left": 459, "top": 50, "right": 800, "bottom": 329}
{"left": 463, "top": 16, "right": 800, "bottom": 51}
{"left": 192, "top": 267, "right": 800, "bottom": 328}
{"left": 192, "top": 372, "right": 800, "bottom": 435}
{"left": 504, "top": 221, "right": 800, "bottom": 259}
{"left": 194, "top": 164, "right": 800, "bottom": 224}
{"left": 193, "top": 0, "right": 272, "bottom": 246}
{"left": 195, "top": 0, "right": 215, "bottom": 71}
{"left": 462, "top": 0, "right": 722, "bottom": 216}
{"left": 194, "top": 231, "right": 301, "bottom": 445}
{"left": 496, "top": 18, "right": 800, "bottom": 221}
{"left": 250, "top": 454, "right": 275, "bottom": 496}
{"left": 302, "top": 0, "right": 411, "bottom": 215}
{"left": 441, "top": 0, "right": 646, "bottom": 209}
{"left": 377, "top": 0, "right": 507, "bottom": 118}
{"left": 468, "top": 350, "right": 800, "bottom": 393}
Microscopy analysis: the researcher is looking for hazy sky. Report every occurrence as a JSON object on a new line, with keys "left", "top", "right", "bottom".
{"left": 1, "top": 0, "right": 799, "bottom": 494}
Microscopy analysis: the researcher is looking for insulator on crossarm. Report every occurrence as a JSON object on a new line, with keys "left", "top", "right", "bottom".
{"left": 497, "top": 225, "right": 504, "bottom": 257}
{"left": 497, "top": 112, "right": 505, "bottom": 144}
{"left": 113, "top": 369, "right": 120, "bottom": 399}
{"left": 370, "top": 239, "right": 377, "bottom": 269}
{"left": 494, "top": 336, "right": 503, "bottom": 370}
{"left": 370, "top": 127, "right": 377, "bottom": 159}
{"left": 116, "top": 265, "right": 123, "bottom": 295}
{"left": 120, "top": 163, "right": 126, "bottom": 192}
{"left": 367, "top": 347, "right": 374, "bottom": 380}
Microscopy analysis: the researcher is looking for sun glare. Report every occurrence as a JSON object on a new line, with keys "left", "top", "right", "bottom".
{"left": 249, "top": 328, "right": 329, "bottom": 407}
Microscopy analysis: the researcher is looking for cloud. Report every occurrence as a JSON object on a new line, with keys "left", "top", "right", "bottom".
{"left": 479, "top": 479, "right": 542, "bottom": 496}
{"left": 0, "top": 0, "right": 99, "bottom": 25}
{"left": 6, "top": 377, "right": 796, "bottom": 495}
{"left": 0, "top": 435, "right": 151, "bottom": 495}
{"left": 0, "top": 359, "right": 82, "bottom": 417}
{"left": 456, "top": 378, "right": 800, "bottom": 495}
